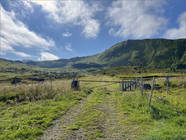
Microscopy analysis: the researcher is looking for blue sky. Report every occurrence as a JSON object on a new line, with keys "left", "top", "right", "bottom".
{"left": 0, "top": 0, "right": 186, "bottom": 61}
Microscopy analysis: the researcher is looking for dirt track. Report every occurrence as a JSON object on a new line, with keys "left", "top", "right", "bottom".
{"left": 40, "top": 91, "right": 126, "bottom": 140}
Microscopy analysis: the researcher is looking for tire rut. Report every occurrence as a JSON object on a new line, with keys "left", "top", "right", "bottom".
{"left": 101, "top": 95, "right": 126, "bottom": 140}
{"left": 39, "top": 95, "right": 91, "bottom": 140}
{"left": 64, "top": 93, "right": 126, "bottom": 140}
{"left": 39, "top": 92, "right": 125, "bottom": 140}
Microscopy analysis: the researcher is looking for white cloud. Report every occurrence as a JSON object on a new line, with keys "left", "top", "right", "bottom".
{"left": 0, "top": 38, "right": 14, "bottom": 55}
{"left": 82, "top": 19, "right": 99, "bottom": 38}
{"left": 164, "top": 12, "right": 186, "bottom": 39}
{"left": 13, "top": 51, "right": 32, "bottom": 58}
{"left": 38, "top": 52, "right": 59, "bottom": 61}
{"left": 65, "top": 43, "right": 72, "bottom": 52}
{"left": 62, "top": 32, "right": 72, "bottom": 37}
{"left": 0, "top": 38, "right": 31, "bottom": 58}
{"left": 31, "top": 0, "right": 101, "bottom": 38}
{"left": 0, "top": 4, "right": 55, "bottom": 57}
{"left": 106, "top": 0, "right": 167, "bottom": 39}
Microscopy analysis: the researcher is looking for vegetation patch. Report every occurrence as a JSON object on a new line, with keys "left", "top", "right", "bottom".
{"left": 112, "top": 87, "right": 186, "bottom": 139}
{"left": 64, "top": 89, "right": 107, "bottom": 140}
{"left": 0, "top": 87, "right": 89, "bottom": 140}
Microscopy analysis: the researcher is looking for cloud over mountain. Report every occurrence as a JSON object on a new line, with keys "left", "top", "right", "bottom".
{"left": 106, "top": 0, "right": 167, "bottom": 38}
{"left": 38, "top": 52, "right": 59, "bottom": 61}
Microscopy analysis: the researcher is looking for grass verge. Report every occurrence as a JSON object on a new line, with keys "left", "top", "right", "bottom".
{"left": 0, "top": 89, "right": 89, "bottom": 140}
{"left": 112, "top": 87, "right": 186, "bottom": 140}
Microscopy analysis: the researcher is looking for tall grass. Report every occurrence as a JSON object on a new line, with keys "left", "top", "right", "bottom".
{"left": 0, "top": 80, "right": 72, "bottom": 104}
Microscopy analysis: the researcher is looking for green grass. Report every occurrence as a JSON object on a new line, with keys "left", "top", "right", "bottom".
{"left": 0, "top": 88, "right": 89, "bottom": 140}
{"left": 70, "top": 75, "right": 186, "bottom": 139}
{"left": 0, "top": 73, "right": 186, "bottom": 140}
{"left": 112, "top": 87, "right": 186, "bottom": 139}
{"left": 67, "top": 89, "right": 107, "bottom": 139}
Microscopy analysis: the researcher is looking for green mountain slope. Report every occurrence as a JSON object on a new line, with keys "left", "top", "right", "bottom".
{"left": 23, "top": 38, "right": 186, "bottom": 70}
{"left": 99, "top": 39, "right": 186, "bottom": 68}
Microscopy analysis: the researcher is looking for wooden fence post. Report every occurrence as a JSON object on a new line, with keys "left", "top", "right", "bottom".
{"left": 148, "top": 77, "right": 155, "bottom": 109}
{"left": 129, "top": 81, "right": 132, "bottom": 91}
{"left": 140, "top": 77, "right": 144, "bottom": 96}
{"left": 122, "top": 80, "right": 124, "bottom": 91}
{"left": 124, "top": 81, "right": 126, "bottom": 91}
{"left": 50, "top": 76, "right": 53, "bottom": 90}
{"left": 125, "top": 81, "right": 127, "bottom": 91}
{"left": 135, "top": 77, "right": 138, "bottom": 89}
{"left": 132, "top": 81, "right": 134, "bottom": 90}
{"left": 127, "top": 81, "right": 129, "bottom": 91}
{"left": 166, "top": 76, "right": 169, "bottom": 94}
{"left": 133, "top": 81, "right": 136, "bottom": 90}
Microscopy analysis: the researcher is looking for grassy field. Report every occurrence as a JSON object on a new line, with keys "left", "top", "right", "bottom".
{"left": 0, "top": 80, "right": 89, "bottom": 140}
{"left": 0, "top": 73, "right": 186, "bottom": 140}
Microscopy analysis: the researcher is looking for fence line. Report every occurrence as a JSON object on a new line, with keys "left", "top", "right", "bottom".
{"left": 72, "top": 79, "right": 138, "bottom": 91}
{"left": 79, "top": 80, "right": 121, "bottom": 83}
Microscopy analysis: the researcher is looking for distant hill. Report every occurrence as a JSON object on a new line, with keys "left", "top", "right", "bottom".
{"left": 0, "top": 58, "right": 32, "bottom": 72}
{"left": 0, "top": 58, "right": 78, "bottom": 82}
{"left": 24, "top": 38, "right": 186, "bottom": 70}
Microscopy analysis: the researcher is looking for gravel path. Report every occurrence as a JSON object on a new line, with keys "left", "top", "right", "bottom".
{"left": 40, "top": 96, "right": 90, "bottom": 140}
{"left": 39, "top": 92, "right": 125, "bottom": 140}
{"left": 101, "top": 95, "right": 126, "bottom": 140}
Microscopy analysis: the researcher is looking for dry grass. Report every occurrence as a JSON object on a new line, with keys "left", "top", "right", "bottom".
{"left": 0, "top": 79, "right": 72, "bottom": 103}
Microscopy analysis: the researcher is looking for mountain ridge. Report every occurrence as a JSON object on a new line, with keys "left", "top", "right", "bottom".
{"left": 1, "top": 38, "right": 186, "bottom": 70}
